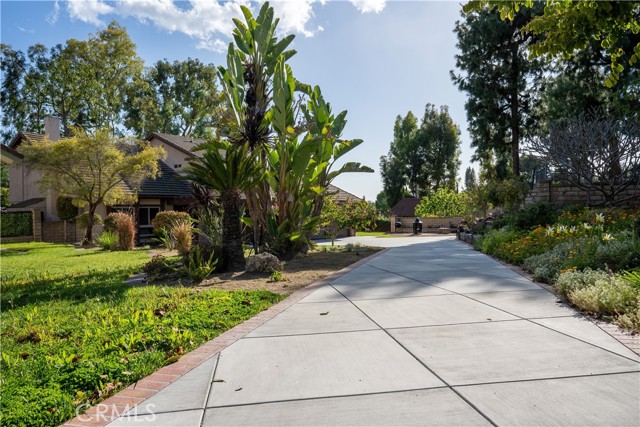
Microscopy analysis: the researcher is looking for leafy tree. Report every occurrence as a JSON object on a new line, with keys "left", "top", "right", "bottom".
{"left": 465, "top": 1, "right": 640, "bottom": 87}
{"left": 415, "top": 188, "right": 467, "bottom": 217}
{"left": 19, "top": 129, "right": 164, "bottom": 244}
{"left": 1, "top": 22, "right": 143, "bottom": 140}
{"left": 125, "top": 58, "right": 223, "bottom": 138}
{"left": 380, "top": 104, "right": 461, "bottom": 204}
{"left": 320, "top": 196, "right": 351, "bottom": 246}
{"left": 182, "top": 139, "right": 265, "bottom": 271}
{"left": 320, "top": 197, "right": 376, "bottom": 246}
{"left": 451, "top": 4, "right": 544, "bottom": 177}
{"left": 380, "top": 148, "right": 409, "bottom": 209}
{"left": 464, "top": 167, "right": 477, "bottom": 190}
{"left": 375, "top": 190, "right": 390, "bottom": 215}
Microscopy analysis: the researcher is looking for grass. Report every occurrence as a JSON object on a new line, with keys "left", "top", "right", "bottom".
{"left": 0, "top": 242, "right": 283, "bottom": 426}
{"left": 356, "top": 231, "right": 409, "bottom": 238}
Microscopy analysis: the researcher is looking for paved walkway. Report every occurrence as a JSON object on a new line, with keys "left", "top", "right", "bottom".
{"left": 89, "top": 238, "right": 639, "bottom": 426}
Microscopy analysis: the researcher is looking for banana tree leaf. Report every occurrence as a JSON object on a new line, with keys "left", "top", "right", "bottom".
{"left": 334, "top": 139, "right": 364, "bottom": 159}
{"left": 327, "top": 162, "right": 374, "bottom": 181}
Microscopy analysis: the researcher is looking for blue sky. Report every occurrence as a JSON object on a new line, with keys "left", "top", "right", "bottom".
{"left": 1, "top": 0, "right": 474, "bottom": 202}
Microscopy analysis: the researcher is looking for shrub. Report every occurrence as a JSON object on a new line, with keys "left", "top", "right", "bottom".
{"left": 0, "top": 212, "right": 32, "bottom": 237}
{"left": 108, "top": 212, "right": 136, "bottom": 251}
{"left": 523, "top": 242, "right": 572, "bottom": 283}
{"left": 476, "top": 229, "right": 521, "bottom": 255}
{"left": 555, "top": 269, "right": 640, "bottom": 329}
{"left": 415, "top": 188, "right": 467, "bottom": 217}
{"left": 555, "top": 269, "right": 614, "bottom": 298}
{"left": 616, "top": 305, "right": 640, "bottom": 332}
{"left": 76, "top": 212, "right": 102, "bottom": 230}
{"left": 569, "top": 280, "right": 638, "bottom": 316}
{"left": 593, "top": 235, "right": 640, "bottom": 271}
{"left": 97, "top": 231, "right": 117, "bottom": 250}
{"left": 56, "top": 197, "right": 78, "bottom": 221}
{"left": 151, "top": 211, "right": 192, "bottom": 237}
{"left": 172, "top": 221, "right": 193, "bottom": 257}
{"left": 492, "top": 203, "right": 559, "bottom": 231}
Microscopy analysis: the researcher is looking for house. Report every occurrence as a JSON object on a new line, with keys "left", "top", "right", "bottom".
{"left": 389, "top": 197, "right": 420, "bottom": 233}
{"left": 2, "top": 118, "right": 199, "bottom": 242}
{"left": 2, "top": 117, "right": 366, "bottom": 243}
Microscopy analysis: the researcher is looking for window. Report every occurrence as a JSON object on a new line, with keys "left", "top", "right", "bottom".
{"left": 139, "top": 206, "right": 160, "bottom": 236}
{"left": 174, "top": 164, "right": 182, "bottom": 169}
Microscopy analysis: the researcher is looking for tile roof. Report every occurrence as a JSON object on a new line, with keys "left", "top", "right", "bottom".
{"left": 389, "top": 197, "right": 421, "bottom": 217}
{"left": 137, "top": 161, "right": 193, "bottom": 199}
{"left": 8, "top": 198, "right": 45, "bottom": 209}
{"left": 326, "top": 184, "right": 363, "bottom": 203}
{"left": 9, "top": 132, "right": 46, "bottom": 149}
{"left": 146, "top": 132, "right": 206, "bottom": 158}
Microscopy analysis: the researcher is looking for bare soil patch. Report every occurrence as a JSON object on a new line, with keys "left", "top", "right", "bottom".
{"left": 197, "top": 246, "right": 382, "bottom": 294}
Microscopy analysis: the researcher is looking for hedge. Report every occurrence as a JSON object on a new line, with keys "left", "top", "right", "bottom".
{"left": 1, "top": 212, "right": 33, "bottom": 237}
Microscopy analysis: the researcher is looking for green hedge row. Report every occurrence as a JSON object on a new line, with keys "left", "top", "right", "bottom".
{"left": 1, "top": 212, "right": 33, "bottom": 237}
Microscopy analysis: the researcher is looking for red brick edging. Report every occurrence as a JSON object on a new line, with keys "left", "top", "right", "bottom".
{"left": 62, "top": 248, "right": 390, "bottom": 426}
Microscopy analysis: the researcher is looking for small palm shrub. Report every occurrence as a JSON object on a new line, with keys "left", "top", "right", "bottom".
{"left": 108, "top": 212, "right": 136, "bottom": 251}
{"left": 97, "top": 231, "right": 118, "bottom": 250}
{"left": 182, "top": 245, "right": 217, "bottom": 282}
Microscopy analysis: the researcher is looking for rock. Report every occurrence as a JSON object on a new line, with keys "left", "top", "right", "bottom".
{"left": 245, "top": 252, "right": 283, "bottom": 273}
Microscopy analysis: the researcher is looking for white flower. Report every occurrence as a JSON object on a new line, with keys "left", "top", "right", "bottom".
{"left": 570, "top": 226, "right": 577, "bottom": 233}
{"left": 595, "top": 213, "right": 605, "bottom": 223}
{"left": 558, "top": 225, "right": 567, "bottom": 233}
{"left": 582, "top": 222, "right": 592, "bottom": 230}
{"left": 546, "top": 226, "right": 554, "bottom": 236}
{"left": 602, "top": 233, "right": 615, "bottom": 241}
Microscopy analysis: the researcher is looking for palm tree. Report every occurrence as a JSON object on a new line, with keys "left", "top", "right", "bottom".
{"left": 182, "top": 140, "right": 265, "bottom": 271}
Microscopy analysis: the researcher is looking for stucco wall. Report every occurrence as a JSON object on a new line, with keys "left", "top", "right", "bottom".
{"left": 149, "top": 137, "right": 193, "bottom": 173}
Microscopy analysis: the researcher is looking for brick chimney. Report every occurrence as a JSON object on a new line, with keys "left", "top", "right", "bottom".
{"left": 44, "top": 116, "right": 61, "bottom": 141}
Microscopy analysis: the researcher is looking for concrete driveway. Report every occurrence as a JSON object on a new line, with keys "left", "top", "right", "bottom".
{"left": 105, "top": 237, "right": 640, "bottom": 427}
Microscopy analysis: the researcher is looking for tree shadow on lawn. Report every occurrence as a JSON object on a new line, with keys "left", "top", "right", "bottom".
{"left": 1, "top": 267, "right": 133, "bottom": 311}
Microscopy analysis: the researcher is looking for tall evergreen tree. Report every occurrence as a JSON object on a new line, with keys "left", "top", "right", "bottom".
{"left": 464, "top": 167, "right": 477, "bottom": 190}
{"left": 451, "top": 4, "right": 544, "bottom": 178}
{"left": 380, "top": 104, "right": 461, "bottom": 206}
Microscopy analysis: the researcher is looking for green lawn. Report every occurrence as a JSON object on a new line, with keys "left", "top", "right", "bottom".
{"left": 356, "top": 231, "right": 409, "bottom": 238}
{"left": 0, "top": 243, "right": 283, "bottom": 426}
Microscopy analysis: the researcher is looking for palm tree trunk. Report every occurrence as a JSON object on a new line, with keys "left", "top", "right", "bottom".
{"left": 221, "top": 189, "right": 246, "bottom": 271}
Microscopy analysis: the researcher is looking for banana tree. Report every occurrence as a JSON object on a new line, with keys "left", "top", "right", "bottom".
{"left": 265, "top": 57, "right": 324, "bottom": 256}
{"left": 299, "top": 84, "right": 374, "bottom": 217}
{"left": 216, "top": 2, "right": 296, "bottom": 251}
{"left": 182, "top": 140, "right": 265, "bottom": 271}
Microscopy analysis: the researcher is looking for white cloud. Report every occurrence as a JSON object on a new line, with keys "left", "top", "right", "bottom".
{"left": 349, "top": 0, "right": 386, "bottom": 14}
{"left": 17, "top": 26, "right": 35, "bottom": 33}
{"left": 67, "top": 0, "right": 115, "bottom": 26}
{"left": 58, "top": 0, "right": 382, "bottom": 51}
{"left": 47, "top": 0, "right": 60, "bottom": 25}
{"left": 116, "top": 0, "right": 244, "bottom": 51}
{"left": 270, "top": 0, "right": 323, "bottom": 37}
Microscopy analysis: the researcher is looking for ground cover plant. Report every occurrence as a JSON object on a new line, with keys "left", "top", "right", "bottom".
{"left": 0, "top": 242, "right": 283, "bottom": 426}
{"left": 473, "top": 205, "right": 640, "bottom": 331}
